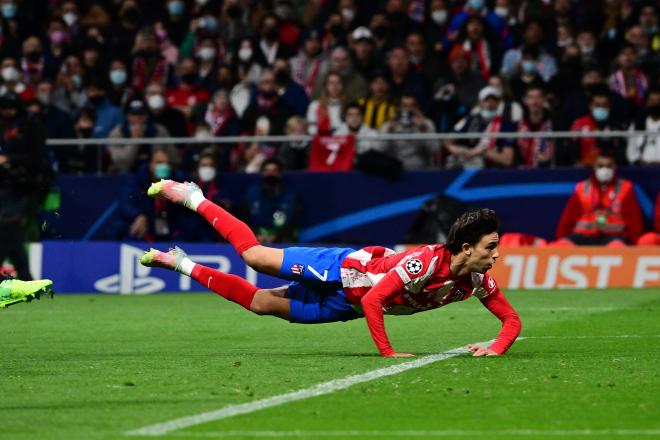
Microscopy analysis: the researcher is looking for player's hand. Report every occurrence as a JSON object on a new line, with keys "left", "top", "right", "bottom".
{"left": 384, "top": 352, "right": 415, "bottom": 357}
{"left": 467, "top": 344, "right": 499, "bottom": 357}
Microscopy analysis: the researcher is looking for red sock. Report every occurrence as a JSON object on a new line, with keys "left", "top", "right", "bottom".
{"left": 197, "top": 200, "right": 260, "bottom": 255}
{"left": 191, "top": 264, "right": 258, "bottom": 310}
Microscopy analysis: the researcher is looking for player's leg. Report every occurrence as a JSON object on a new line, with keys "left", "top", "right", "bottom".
{"left": 140, "top": 247, "right": 290, "bottom": 319}
{"left": 147, "top": 180, "right": 283, "bottom": 276}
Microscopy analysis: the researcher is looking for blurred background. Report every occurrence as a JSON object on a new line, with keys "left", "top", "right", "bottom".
{"left": 0, "top": 0, "right": 659, "bottom": 292}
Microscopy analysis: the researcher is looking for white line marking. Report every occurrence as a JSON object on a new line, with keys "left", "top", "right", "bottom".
{"left": 523, "top": 335, "right": 660, "bottom": 340}
{"left": 125, "top": 340, "right": 492, "bottom": 437}
{"left": 168, "top": 429, "right": 660, "bottom": 437}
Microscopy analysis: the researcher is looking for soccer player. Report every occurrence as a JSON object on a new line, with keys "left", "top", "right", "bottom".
{"left": 141, "top": 180, "right": 522, "bottom": 357}
{"left": 0, "top": 277, "right": 54, "bottom": 309}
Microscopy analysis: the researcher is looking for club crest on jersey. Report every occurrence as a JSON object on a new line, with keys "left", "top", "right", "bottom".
{"left": 290, "top": 264, "right": 305, "bottom": 275}
{"left": 405, "top": 259, "right": 423, "bottom": 275}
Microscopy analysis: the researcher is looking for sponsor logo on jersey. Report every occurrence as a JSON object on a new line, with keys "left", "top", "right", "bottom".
{"left": 291, "top": 264, "right": 305, "bottom": 275}
{"left": 405, "top": 259, "right": 423, "bottom": 275}
{"left": 487, "top": 276, "right": 496, "bottom": 291}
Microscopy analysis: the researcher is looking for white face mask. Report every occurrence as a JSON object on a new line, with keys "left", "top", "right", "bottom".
{"left": 147, "top": 94, "right": 165, "bottom": 110}
{"left": 62, "top": 12, "right": 77, "bottom": 26}
{"left": 494, "top": 7, "right": 509, "bottom": 18}
{"left": 198, "top": 47, "right": 216, "bottom": 61}
{"left": 198, "top": 165, "right": 216, "bottom": 182}
{"left": 341, "top": 8, "right": 355, "bottom": 22}
{"left": 557, "top": 38, "right": 573, "bottom": 48}
{"left": 1, "top": 66, "right": 19, "bottom": 82}
{"left": 431, "top": 10, "right": 448, "bottom": 25}
{"left": 595, "top": 166, "right": 614, "bottom": 184}
{"left": 238, "top": 47, "right": 253, "bottom": 62}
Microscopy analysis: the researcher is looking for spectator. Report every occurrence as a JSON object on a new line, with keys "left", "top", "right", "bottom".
{"left": 568, "top": 87, "right": 628, "bottom": 167}
{"left": 385, "top": 46, "right": 427, "bottom": 107}
{"left": 335, "top": 101, "right": 382, "bottom": 155}
{"left": 0, "top": 57, "right": 34, "bottom": 101}
{"left": 273, "top": 57, "right": 309, "bottom": 117}
{"left": 244, "top": 158, "right": 300, "bottom": 243}
{"left": 424, "top": 0, "right": 451, "bottom": 58}
{"left": 146, "top": 81, "right": 188, "bottom": 138}
{"left": 43, "top": 18, "right": 70, "bottom": 80}
{"left": 290, "top": 29, "right": 327, "bottom": 97}
{"left": 406, "top": 30, "right": 444, "bottom": 88}
{"left": 627, "top": 88, "right": 660, "bottom": 165}
{"left": 107, "top": 99, "right": 173, "bottom": 174}
{"left": 507, "top": 44, "right": 548, "bottom": 101}
{"left": 516, "top": 85, "right": 554, "bottom": 168}
{"left": 84, "top": 78, "right": 124, "bottom": 139}
{"left": 447, "top": 0, "right": 513, "bottom": 51}
{"left": 20, "top": 36, "right": 44, "bottom": 87}
{"left": 272, "top": 0, "right": 302, "bottom": 54}
{"left": 350, "top": 27, "right": 380, "bottom": 80}
{"left": 166, "top": 57, "right": 210, "bottom": 121}
{"left": 230, "top": 38, "right": 263, "bottom": 118}
{"left": 107, "top": 58, "right": 134, "bottom": 108}
{"left": 609, "top": 44, "right": 648, "bottom": 108}
{"left": 637, "top": 193, "right": 660, "bottom": 246}
{"left": 380, "top": 93, "right": 436, "bottom": 170}
{"left": 54, "top": 107, "right": 102, "bottom": 175}
{"left": 52, "top": 55, "right": 86, "bottom": 114}
{"left": 278, "top": 116, "right": 309, "bottom": 170}
{"left": 242, "top": 69, "right": 294, "bottom": 136}
{"left": 323, "top": 11, "right": 349, "bottom": 52}
{"left": 34, "top": 79, "right": 75, "bottom": 141}
{"left": 455, "top": 15, "right": 497, "bottom": 82}
{"left": 196, "top": 35, "right": 220, "bottom": 92}
{"left": 219, "top": 1, "right": 252, "bottom": 47}
{"left": 256, "top": 14, "right": 292, "bottom": 66}
{"left": 357, "top": 71, "right": 397, "bottom": 129}
{"left": 555, "top": 151, "right": 644, "bottom": 246}
{"left": 116, "top": 147, "right": 186, "bottom": 241}
{"left": 307, "top": 72, "right": 345, "bottom": 135}
{"left": 311, "top": 46, "right": 367, "bottom": 104}
{"left": 637, "top": 2, "right": 660, "bottom": 54}
{"left": 444, "top": 85, "right": 515, "bottom": 169}
{"left": 109, "top": 0, "right": 142, "bottom": 60}
{"left": 163, "top": 0, "right": 190, "bottom": 47}
{"left": 483, "top": 74, "right": 523, "bottom": 125}
{"left": 501, "top": 19, "right": 558, "bottom": 82}
{"left": 130, "top": 26, "right": 171, "bottom": 94}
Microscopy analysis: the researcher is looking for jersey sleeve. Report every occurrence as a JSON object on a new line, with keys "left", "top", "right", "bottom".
{"left": 391, "top": 247, "right": 439, "bottom": 293}
{"left": 475, "top": 274, "right": 522, "bottom": 354}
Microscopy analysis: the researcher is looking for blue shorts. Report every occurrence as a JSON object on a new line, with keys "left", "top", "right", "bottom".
{"left": 279, "top": 247, "right": 362, "bottom": 324}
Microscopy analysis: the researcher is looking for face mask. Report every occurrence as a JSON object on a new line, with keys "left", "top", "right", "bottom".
{"left": 147, "top": 94, "right": 165, "bottom": 110}
{"left": 431, "top": 10, "right": 448, "bottom": 25}
{"left": 469, "top": 0, "right": 484, "bottom": 10}
{"left": 50, "top": 31, "right": 67, "bottom": 45}
{"left": 594, "top": 166, "right": 614, "bottom": 184}
{"left": 154, "top": 163, "right": 172, "bottom": 179}
{"left": 198, "top": 16, "right": 218, "bottom": 30}
{"left": 238, "top": 47, "right": 253, "bottom": 61}
{"left": 557, "top": 38, "right": 573, "bottom": 48}
{"left": 71, "top": 74, "right": 82, "bottom": 88}
{"left": 198, "top": 166, "right": 216, "bottom": 182}
{"left": 109, "top": 69, "right": 127, "bottom": 85}
{"left": 580, "top": 44, "right": 594, "bottom": 55}
{"left": 647, "top": 104, "right": 660, "bottom": 118}
{"left": 522, "top": 60, "right": 537, "bottom": 74}
{"left": 197, "top": 47, "right": 216, "bottom": 61}
{"left": 167, "top": 1, "right": 184, "bottom": 16}
{"left": 1, "top": 3, "right": 16, "bottom": 19}
{"left": 62, "top": 12, "right": 77, "bottom": 26}
{"left": 480, "top": 108, "right": 497, "bottom": 120}
{"left": 494, "top": 7, "right": 509, "bottom": 18}
{"left": 37, "top": 92, "right": 51, "bottom": 106}
{"left": 591, "top": 107, "right": 609, "bottom": 122}
{"left": 341, "top": 8, "right": 355, "bottom": 22}
{"left": 1, "top": 66, "right": 19, "bottom": 82}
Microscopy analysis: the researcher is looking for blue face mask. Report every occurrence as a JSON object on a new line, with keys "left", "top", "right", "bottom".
{"left": 480, "top": 108, "right": 497, "bottom": 120}
{"left": 522, "top": 60, "right": 536, "bottom": 74}
{"left": 154, "top": 163, "right": 171, "bottom": 179}
{"left": 109, "top": 69, "right": 127, "bottom": 85}
{"left": 1, "top": 3, "right": 17, "bottom": 19}
{"left": 591, "top": 107, "right": 609, "bottom": 122}
{"left": 167, "top": 1, "right": 184, "bottom": 16}
{"left": 469, "top": 0, "right": 484, "bottom": 10}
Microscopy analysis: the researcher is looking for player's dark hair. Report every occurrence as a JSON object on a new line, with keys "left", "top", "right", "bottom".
{"left": 446, "top": 208, "right": 500, "bottom": 254}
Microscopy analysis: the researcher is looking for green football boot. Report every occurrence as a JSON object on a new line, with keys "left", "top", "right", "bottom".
{"left": 147, "top": 179, "right": 203, "bottom": 210}
{"left": 0, "top": 278, "right": 54, "bottom": 309}
{"left": 140, "top": 247, "right": 188, "bottom": 272}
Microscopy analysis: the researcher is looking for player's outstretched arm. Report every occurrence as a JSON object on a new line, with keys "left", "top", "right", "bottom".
{"left": 360, "top": 272, "right": 413, "bottom": 357}
{"left": 477, "top": 288, "right": 522, "bottom": 355}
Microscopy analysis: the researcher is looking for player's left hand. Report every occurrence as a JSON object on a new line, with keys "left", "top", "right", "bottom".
{"left": 467, "top": 344, "right": 499, "bottom": 357}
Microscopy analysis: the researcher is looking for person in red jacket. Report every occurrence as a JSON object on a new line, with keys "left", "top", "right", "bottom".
{"left": 140, "top": 179, "right": 521, "bottom": 358}
{"left": 637, "top": 193, "right": 660, "bottom": 245}
{"left": 555, "top": 151, "right": 644, "bottom": 246}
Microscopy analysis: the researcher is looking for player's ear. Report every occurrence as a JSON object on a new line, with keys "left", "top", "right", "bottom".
{"left": 461, "top": 242, "right": 472, "bottom": 256}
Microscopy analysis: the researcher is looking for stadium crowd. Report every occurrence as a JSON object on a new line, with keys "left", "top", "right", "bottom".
{"left": 0, "top": 0, "right": 658, "bottom": 175}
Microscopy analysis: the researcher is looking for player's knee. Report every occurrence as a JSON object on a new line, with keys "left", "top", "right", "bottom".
{"left": 241, "top": 247, "right": 263, "bottom": 270}
{"left": 249, "top": 293, "right": 272, "bottom": 316}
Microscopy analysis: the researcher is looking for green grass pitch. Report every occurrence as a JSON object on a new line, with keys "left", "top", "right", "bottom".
{"left": 1, "top": 289, "right": 659, "bottom": 440}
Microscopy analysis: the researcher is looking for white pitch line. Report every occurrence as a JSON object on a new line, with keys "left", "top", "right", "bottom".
{"left": 169, "top": 429, "right": 660, "bottom": 438}
{"left": 523, "top": 335, "right": 660, "bottom": 339}
{"left": 125, "top": 340, "right": 492, "bottom": 437}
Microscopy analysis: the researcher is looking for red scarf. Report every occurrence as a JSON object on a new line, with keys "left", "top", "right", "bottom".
{"left": 517, "top": 117, "right": 553, "bottom": 167}
{"left": 205, "top": 105, "right": 233, "bottom": 136}
{"left": 132, "top": 56, "right": 169, "bottom": 92}
{"left": 462, "top": 39, "right": 491, "bottom": 80}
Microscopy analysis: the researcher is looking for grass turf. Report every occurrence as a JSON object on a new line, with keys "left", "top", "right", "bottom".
{"left": 0, "top": 289, "right": 658, "bottom": 440}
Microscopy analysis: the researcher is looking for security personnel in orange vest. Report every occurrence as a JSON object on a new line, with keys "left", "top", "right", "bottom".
{"left": 555, "top": 151, "right": 644, "bottom": 246}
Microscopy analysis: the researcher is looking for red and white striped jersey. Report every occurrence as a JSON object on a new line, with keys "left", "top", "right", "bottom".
{"left": 340, "top": 244, "right": 500, "bottom": 314}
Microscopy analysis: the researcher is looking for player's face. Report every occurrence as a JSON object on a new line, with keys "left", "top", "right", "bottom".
{"left": 468, "top": 232, "right": 500, "bottom": 273}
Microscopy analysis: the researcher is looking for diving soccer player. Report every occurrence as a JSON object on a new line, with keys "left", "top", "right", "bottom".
{"left": 141, "top": 180, "right": 521, "bottom": 357}
{"left": 0, "top": 277, "right": 54, "bottom": 309}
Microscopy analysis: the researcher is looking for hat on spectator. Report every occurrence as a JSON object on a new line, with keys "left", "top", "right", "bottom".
{"left": 127, "top": 99, "right": 148, "bottom": 115}
{"left": 478, "top": 85, "right": 501, "bottom": 101}
{"left": 351, "top": 26, "right": 373, "bottom": 41}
